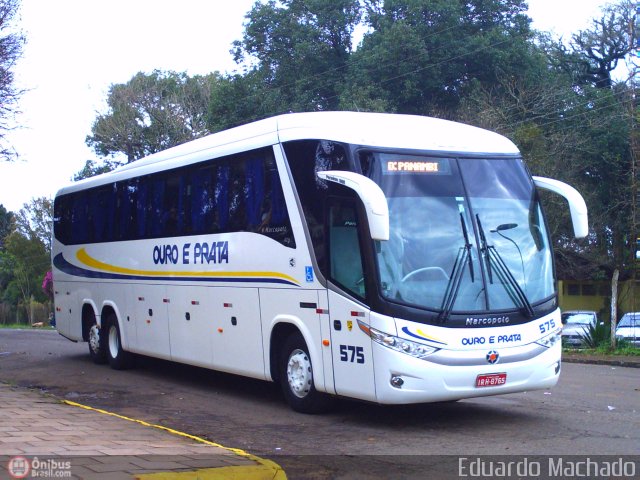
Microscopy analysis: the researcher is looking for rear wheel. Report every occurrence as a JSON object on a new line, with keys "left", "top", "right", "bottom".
{"left": 279, "top": 333, "right": 332, "bottom": 413}
{"left": 88, "top": 323, "right": 107, "bottom": 364}
{"left": 105, "top": 314, "right": 133, "bottom": 370}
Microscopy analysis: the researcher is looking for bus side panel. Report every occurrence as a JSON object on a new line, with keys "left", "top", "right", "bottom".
{"left": 131, "top": 284, "right": 171, "bottom": 360}
{"left": 121, "top": 285, "right": 137, "bottom": 350}
{"left": 328, "top": 290, "right": 376, "bottom": 402}
{"left": 167, "top": 285, "right": 215, "bottom": 369}
{"left": 211, "top": 287, "right": 266, "bottom": 380}
{"left": 53, "top": 282, "right": 72, "bottom": 339}
{"left": 260, "top": 288, "right": 327, "bottom": 392}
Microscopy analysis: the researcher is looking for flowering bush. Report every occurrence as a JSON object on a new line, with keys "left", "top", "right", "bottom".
{"left": 42, "top": 270, "right": 53, "bottom": 298}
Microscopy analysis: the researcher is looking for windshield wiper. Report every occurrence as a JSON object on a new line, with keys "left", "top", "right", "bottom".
{"left": 477, "top": 215, "right": 492, "bottom": 283}
{"left": 460, "top": 213, "right": 475, "bottom": 282}
{"left": 438, "top": 214, "right": 474, "bottom": 323}
{"left": 476, "top": 215, "right": 534, "bottom": 318}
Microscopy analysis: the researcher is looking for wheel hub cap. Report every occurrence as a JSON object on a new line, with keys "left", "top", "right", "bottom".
{"left": 89, "top": 325, "right": 100, "bottom": 353}
{"left": 108, "top": 325, "right": 119, "bottom": 358}
{"left": 287, "top": 349, "right": 312, "bottom": 398}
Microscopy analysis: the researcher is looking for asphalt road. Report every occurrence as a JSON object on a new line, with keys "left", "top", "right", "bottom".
{"left": 1, "top": 329, "right": 638, "bottom": 478}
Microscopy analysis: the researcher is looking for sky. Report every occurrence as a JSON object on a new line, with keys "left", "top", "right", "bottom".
{"left": 0, "top": 0, "right": 613, "bottom": 213}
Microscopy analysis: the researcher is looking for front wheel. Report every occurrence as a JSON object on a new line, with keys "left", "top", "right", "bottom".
{"left": 279, "top": 333, "right": 332, "bottom": 413}
{"left": 105, "top": 314, "right": 134, "bottom": 370}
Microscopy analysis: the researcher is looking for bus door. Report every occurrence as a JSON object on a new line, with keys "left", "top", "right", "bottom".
{"left": 326, "top": 200, "right": 376, "bottom": 402}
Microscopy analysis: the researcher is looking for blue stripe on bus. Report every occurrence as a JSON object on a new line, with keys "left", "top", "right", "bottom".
{"left": 53, "top": 253, "right": 299, "bottom": 286}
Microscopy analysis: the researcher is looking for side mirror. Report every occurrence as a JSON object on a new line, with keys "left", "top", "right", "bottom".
{"left": 316, "top": 171, "right": 389, "bottom": 241}
{"left": 533, "top": 176, "right": 588, "bottom": 238}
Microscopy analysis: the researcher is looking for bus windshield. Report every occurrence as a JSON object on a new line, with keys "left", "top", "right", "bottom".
{"left": 361, "top": 152, "right": 554, "bottom": 315}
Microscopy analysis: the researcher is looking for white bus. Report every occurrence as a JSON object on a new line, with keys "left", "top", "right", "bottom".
{"left": 53, "top": 112, "right": 588, "bottom": 413}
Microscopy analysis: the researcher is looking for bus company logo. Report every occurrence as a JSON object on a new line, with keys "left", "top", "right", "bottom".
{"left": 486, "top": 350, "right": 499, "bottom": 364}
{"left": 7, "top": 456, "right": 30, "bottom": 479}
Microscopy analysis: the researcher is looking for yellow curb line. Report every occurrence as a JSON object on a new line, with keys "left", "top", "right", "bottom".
{"left": 62, "top": 400, "right": 286, "bottom": 480}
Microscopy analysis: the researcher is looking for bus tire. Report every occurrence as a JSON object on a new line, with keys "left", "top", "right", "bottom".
{"left": 88, "top": 323, "right": 107, "bottom": 364}
{"left": 279, "top": 333, "right": 332, "bottom": 414}
{"left": 105, "top": 313, "right": 133, "bottom": 370}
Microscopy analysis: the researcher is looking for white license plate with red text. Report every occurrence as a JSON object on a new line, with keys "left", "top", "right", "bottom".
{"left": 475, "top": 373, "right": 507, "bottom": 387}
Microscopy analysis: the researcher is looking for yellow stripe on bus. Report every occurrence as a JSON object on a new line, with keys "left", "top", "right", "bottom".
{"left": 76, "top": 248, "right": 299, "bottom": 284}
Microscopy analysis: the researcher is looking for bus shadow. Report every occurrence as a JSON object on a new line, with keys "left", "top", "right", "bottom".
{"left": 334, "top": 395, "right": 541, "bottom": 431}
{"left": 60, "top": 351, "right": 541, "bottom": 433}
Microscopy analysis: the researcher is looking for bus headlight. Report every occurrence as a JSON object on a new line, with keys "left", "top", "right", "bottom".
{"left": 358, "top": 321, "right": 439, "bottom": 359}
{"left": 535, "top": 328, "right": 562, "bottom": 348}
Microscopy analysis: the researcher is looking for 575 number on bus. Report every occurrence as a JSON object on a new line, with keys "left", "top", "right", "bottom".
{"left": 340, "top": 345, "right": 365, "bottom": 364}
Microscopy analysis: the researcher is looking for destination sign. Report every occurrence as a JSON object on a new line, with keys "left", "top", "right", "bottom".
{"left": 386, "top": 161, "right": 440, "bottom": 173}
{"left": 380, "top": 154, "right": 451, "bottom": 175}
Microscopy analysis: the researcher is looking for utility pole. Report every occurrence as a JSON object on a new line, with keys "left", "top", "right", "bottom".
{"left": 628, "top": 1, "right": 639, "bottom": 321}
{"left": 631, "top": 3, "right": 638, "bottom": 315}
{"left": 613, "top": 2, "right": 639, "bottom": 348}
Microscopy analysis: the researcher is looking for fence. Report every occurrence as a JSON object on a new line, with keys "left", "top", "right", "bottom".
{"left": 0, "top": 300, "right": 51, "bottom": 325}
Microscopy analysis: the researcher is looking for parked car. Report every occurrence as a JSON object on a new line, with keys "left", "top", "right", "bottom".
{"left": 616, "top": 312, "right": 640, "bottom": 347}
{"left": 561, "top": 310, "right": 598, "bottom": 347}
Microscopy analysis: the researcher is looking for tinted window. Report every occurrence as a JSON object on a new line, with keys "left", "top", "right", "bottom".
{"left": 54, "top": 147, "right": 295, "bottom": 248}
{"left": 283, "top": 139, "right": 350, "bottom": 277}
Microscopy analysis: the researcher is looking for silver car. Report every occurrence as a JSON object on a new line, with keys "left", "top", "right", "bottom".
{"left": 561, "top": 310, "right": 597, "bottom": 347}
{"left": 616, "top": 312, "right": 640, "bottom": 347}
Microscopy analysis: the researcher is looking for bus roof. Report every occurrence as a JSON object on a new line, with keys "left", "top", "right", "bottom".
{"left": 56, "top": 111, "right": 519, "bottom": 196}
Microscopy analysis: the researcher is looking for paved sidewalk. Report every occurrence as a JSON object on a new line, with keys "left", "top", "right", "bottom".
{"left": 0, "top": 383, "right": 285, "bottom": 479}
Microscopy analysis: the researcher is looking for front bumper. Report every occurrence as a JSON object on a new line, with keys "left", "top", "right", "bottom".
{"left": 372, "top": 340, "right": 561, "bottom": 404}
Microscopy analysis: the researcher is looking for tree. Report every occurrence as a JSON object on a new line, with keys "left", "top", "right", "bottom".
{"left": 207, "top": 71, "right": 285, "bottom": 131}
{"left": 0, "top": 203, "right": 13, "bottom": 250}
{"left": 0, "top": 0, "right": 25, "bottom": 161}
{"left": 458, "top": 1, "right": 638, "bottom": 334}
{"left": 545, "top": 0, "right": 636, "bottom": 89}
{"left": 73, "top": 158, "right": 121, "bottom": 181}
{"left": 343, "top": 0, "right": 536, "bottom": 116}
{"left": 0, "top": 231, "right": 49, "bottom": 322}
{"left": 86, "top": 71, "right": 216, "bottom": 162}
{"left": 14, "top": 197, "right": 53, "bottom": 253}
{"left": 232, "top": 0, "right": 362, "bottom": 114}
{"left": 0, "top": 203, "right": 14, "bottom": 296}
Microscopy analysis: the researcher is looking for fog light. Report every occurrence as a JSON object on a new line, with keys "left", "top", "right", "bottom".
{"left": 390, "top": 375, "right": 404, "bottom": 388}
{"left": 555, "top": 362, "right": 561, "bottom": 375}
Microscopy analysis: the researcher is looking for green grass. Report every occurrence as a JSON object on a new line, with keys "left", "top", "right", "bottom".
{"left": 564, "top": 345, "right": 640, "bottom": 356}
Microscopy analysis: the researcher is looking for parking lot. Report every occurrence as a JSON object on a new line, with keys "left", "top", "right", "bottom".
{"left": 1, "top": 329, "right": 639, "bottom": 478}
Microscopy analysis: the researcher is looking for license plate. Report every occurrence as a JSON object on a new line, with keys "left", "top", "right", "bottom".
{"left": 475, "top": 373, "right": 507, "bottom": 387}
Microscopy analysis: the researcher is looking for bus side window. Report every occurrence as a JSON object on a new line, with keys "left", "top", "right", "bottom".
{"left": 71, "top": 194, "right": 88, "bottom": 244}
{"left": 245, "top": 157, "right": 263, "bottom": 230}
{"left": 136, "top": 178, "right": 148, "bottom": 239}
{"left": 91, "top": 187, "right": 109, "bottom": 243}
{"left": 258, "top": 153, "right": 295, "bottom": 247}
{"left": 216, "top": 163, "right": 230, "bottom": 231}
{"left": 329, "top": 201, "right": 366, "bottom": 299}
{"left": 283, "top": 139, "right": 351, "bottom": 276}
{"left": 118, "top": 181, "right": 135, "bottom": 241}
{"left": 150, "top": 177, "right": 165, "bottom": 237}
